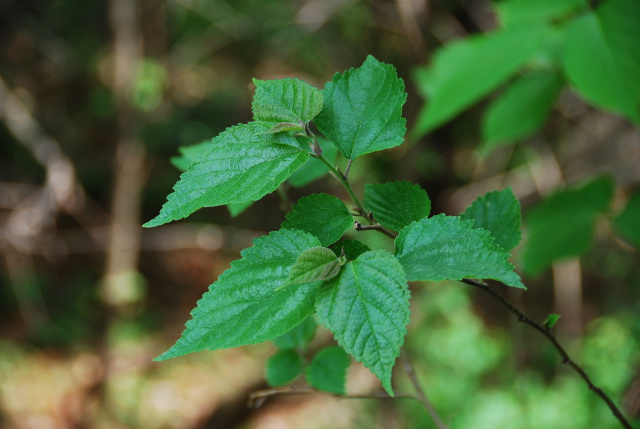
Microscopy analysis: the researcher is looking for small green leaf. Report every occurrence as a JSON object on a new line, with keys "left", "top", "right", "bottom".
{"left": 288, "top": 138, "right": 339, "bottom": 188}
{"left": 395, "top": 214, "right": 524, "bottom": 288}
{"left": 282, "top": 194, "right": 353, "bottom": 247}
{"left": 482, "top": 70, "right": 564, "bottom": 152}
{"left": 285, "top": 247, "right": 342, "bottom": 286}
{"left": 461, "top": 188, "right": 522, "bottom": 252}
{"left": 315, "top": 55, "right": 407, "bottom": 160}
{"left": 273, "top": 316, "right": 317, "bottom": 351}
{"left": 145, "top": 122, "right": 308, "bottom": 227}
{"left": 330, "top": 239, "right": 371, "bottom": 261}
{"left": 497, "top": 0, "right": 587, "bottom": 27}
{"left": 155, "top": 229, "right": 322, "bottom": 361}
{"left": 563, "top": 0, "right": 640, "bottom": 123}
{"left": 266, "top": 349, "right": 303, "bottom": 386}
{"left": 614, "top": 192, "right": 640, "bottom": 248}
{"left": 364, "top": 181, "right": 431, "bottom": 232}
{"left": 306, "top": 346, "right": 351, "bottom": 395}
{"left": 523, "top": 176, "right": 615, "bottom": 275}
{"left": 252, "top": 78, "right": 323, "bottom": 124}
{"left": 413, "top": 26, "right": 548, "bottom": 137}
{"left": 170, "top": 140, "right": 211, "bottom": 172}
{"left": 544, "top": 314, "right": 562, "bottom": 329}
{"left": 316, "top": 250, "right": 411, "bottom": 395}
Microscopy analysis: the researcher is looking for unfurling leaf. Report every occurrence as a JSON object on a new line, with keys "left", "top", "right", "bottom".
{"left": 285, "top": 247, "right": 342, "bottom": 286}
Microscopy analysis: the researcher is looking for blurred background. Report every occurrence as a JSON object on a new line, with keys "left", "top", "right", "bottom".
{"left": 0, "top": 0, "right": 639, "bottom": 428}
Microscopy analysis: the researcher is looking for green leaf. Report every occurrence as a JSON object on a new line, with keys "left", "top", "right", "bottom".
{"left": 252, "top": 78, "right": 323, "bottom": 124}
{"left": 395, "top": 214, "right": 524, "bottom": 288}
{"left": 144, "top": 122, "right": 308, "bottom": 227}
{"left": 316, "top": 250, "right": 410, "bottom": 395}
{"left": 364, "top": 181, "right": 431, "bottom": 232}
{"left": 544, "top": 313, "right": 562, "bottom": 329}
{"left": 461, "top": 188, "right": 522, "bottom": 253}
{"left": 482, "top": 70, "right": 564, "bottom": 152}
{"left": 273, "top": 316, "right": 317, "bottom": 351}
{"left": 614, "top": 192, "right": 640, "bottom": 248}
{"left": 562, "top": 0, "right": 640, "bottom": 123}
{"left": 413, "top": 26, "right": 548, "bottom": 137}
{"left": 170, "top": 140, "right": 211, "bottom": 172}
{"left": 288, "top": 138, "right": 339, "bottom": 188}
{"left": 155, "top": 229, "right": 322, "bottom": 361}
{"left": 497, "top": 0, "right": 587, "bottom": 27}
{"left": 330, "top": 239, "right": 371, "bottom": 261}
{"left": 523, "top": 177, "right": 615, "bottom": 275}
{"left": 266, "top": 349, "right": 303, "bottom": 386}
{"left": 282, "top": 194, "right": 353, "bottom": 247}
{"left": 306, "top": 346, "right": 351, "bottom": 395}
{"left": 286, "top": 247, "right": 342, "bottom": 286}
{"left": 314, "top": 55, "right": 407, "bottom": 160}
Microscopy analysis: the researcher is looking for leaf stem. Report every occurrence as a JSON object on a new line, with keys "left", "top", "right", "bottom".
{"left": 401, "top": 348, "right": 449, "bottom": 429}
{"left": 461, "top": 278, "right": 632, "bottom": 429}
{"left": 310, "top": 151, "right": 370, "bottom": 224}
{"left": 354, "top": 221, "right": 398, "bottom": 239}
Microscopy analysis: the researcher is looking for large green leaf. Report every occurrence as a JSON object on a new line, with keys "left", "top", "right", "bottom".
{"left": 144, "top": 122, "right": 308, "bottom": 227}
{"left": 614, "top": 192, "right": 640, "bottom": 248}
{"left": 252, "top": 78, "right": 323, "bottom": 124}
{"left": 395, "top": 214, "right": 524, "bottom": 288}
{"left": 523, "top": 177, "right": 615, "bottom": 275}
{"left": 306, "top": 346, "right": 351, "bottom": 395}
{"left": 266, "top": 349, "right": 303, "bottom": 386}
{"left": 563, "top": 0, "right": 640, "bottom": 123}
{"left": 461, "top": 188, "right": 522, "bottom": 253}
{"left": 282, "top": 194, "right": 353, "bottom": 246}
{"left": 314, "top": 55, "right": 407, "bottom": 160}
{"left": 482, "top": 70, "right": 564, "bottom": 151}
{"left": 364, "top": 181, "right": 431, "bottom": 232}
{"left": 316, "top": 250, "right": 410, "bottom": 395}
{"left": 413, "top": 26, "right": 548, "bottom": 137}
{"left": 155, "top": 229, "right": 322, "bottom": 361}
{"left": 497, "top": 0, "right": 587, "bottom": 27}
{"left": 286, "top": 247, "right": 342, "bottom": 286}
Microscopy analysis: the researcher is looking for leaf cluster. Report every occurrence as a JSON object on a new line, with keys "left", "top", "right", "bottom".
{"left": 146, "top": 57, "right": 525, "bottom": 394}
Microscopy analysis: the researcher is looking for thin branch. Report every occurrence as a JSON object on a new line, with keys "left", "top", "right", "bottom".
{"left": 354, "top": 221, "right": 398, "bottom": 239}
{"left": 247, "top": 385, "right": 418, "bottom": 409}
{"left": 401, "top": 349, "right": 449, "bottom": 429}
{"left": 462, "top": 278, "right": 632, "bottom": 429}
